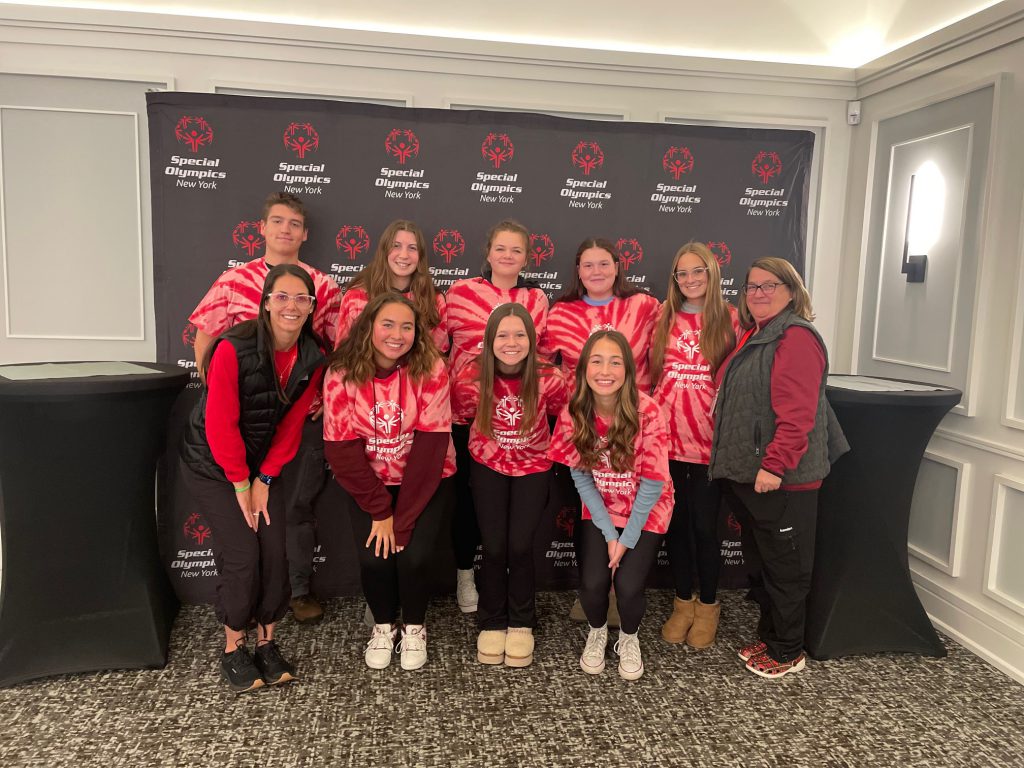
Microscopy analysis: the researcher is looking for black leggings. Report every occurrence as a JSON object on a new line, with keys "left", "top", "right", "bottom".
{"left": 348, "top": 478, "right": 454, "bottom": 626}
{"left": 471, "top": 460, "right": 550, "bottom": 630}
{"left": 665, "top": 460, "right": 723, "bottom": 603}
{"left": 451, "top": 424, "right": 481, "bottom": 570}
{"left": 578, "top": 520, "right": 662, "bottom": 634}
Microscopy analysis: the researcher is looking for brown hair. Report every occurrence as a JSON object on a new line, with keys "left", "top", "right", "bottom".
{"left": 554, "top": 237, "right": 639, "bottom": 304}
{"left": 261, "top": 192, "right": 307, "bottom": 227}
{"left": 738, "top": 257, "right": 814, "bottom": 329}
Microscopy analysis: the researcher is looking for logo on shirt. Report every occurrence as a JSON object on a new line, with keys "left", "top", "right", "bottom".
{"left": 663, "top": 146, "right": 695, "bottom": 179}
{"left": 571, "top": 140, "right": 604, "bottom": 176}
{"left": 371, "top": 401, "right": 404, "bottom": 437}
{"left": 385, "top": 128, "right": 420, "bottom": 165}
{"left": 676, "top": 331, "right": 700, "bottom": 361}
{"left": 174, "top": 115, "right": 214, "bottom": 152}
{"left": 183, "top": 512, "right": 212, "bottom": 545}
{"left": 231, "top": 221, "right": 265, "bottom": 257}
{"left": 591, "top": 323, "right": 615, "bottom": 336}
{"left": 433, "top": 228, "right": 466, "bottom": 264}
{"left": 283, "top": 122, "right": 319, "bottom": 159}
{"left": 707, "top": 241, "right": 732, "bottom": 267}
{"left": 752, "top": 150, "right": 783, "bottom": 184}
{"left": 482, "top": 132, "right": 515, "bottom": 169}
{"left": 335, "top": 225, "right": 371, "bottom": 260}
{"left": 529, "top": 233, "right": 555, "bottom": 267}
{"left": 495, "top": 395, "right": 524, "bottom": 427}
{"left": 615, "top": 238, "right": 643, "bottom": 272}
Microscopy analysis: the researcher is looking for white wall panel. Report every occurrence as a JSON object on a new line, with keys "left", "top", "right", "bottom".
{"left": 908, "top": 451, "right": 969, "bottom": 575}
{"left": 985, "top": 475, "right": 1024, "bottom": 615}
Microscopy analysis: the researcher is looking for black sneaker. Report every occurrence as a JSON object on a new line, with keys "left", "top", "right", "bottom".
{"left": 220, "top": 646, "right": 265, "bottom": 693}
{"left": 254, "top": 641, "right": 297, "bottom": 686}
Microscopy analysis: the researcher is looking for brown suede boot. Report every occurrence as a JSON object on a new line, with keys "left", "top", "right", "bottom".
{"left": 686, "top": 599, "right": 721, "bottom": 649}
{"left": 661, "top": 594, "right": 696, "bottom": 643}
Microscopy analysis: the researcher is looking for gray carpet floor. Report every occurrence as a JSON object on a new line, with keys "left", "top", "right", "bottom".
{"left": 1, "top": 590, "right": 1022, "bottom": 768}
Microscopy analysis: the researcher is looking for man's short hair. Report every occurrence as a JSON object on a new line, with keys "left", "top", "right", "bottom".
{"left": 261, "top": 192, "right": 307, "bottom": 228}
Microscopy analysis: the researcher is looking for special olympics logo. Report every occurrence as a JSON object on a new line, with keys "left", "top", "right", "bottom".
{"left": 615, "top": 238, "right": 643, "bottom": 272}
{"left": 529, "top": 233, "right": 555, "bottom": 267}
{"left": 727, "top": 510, "right": 742, "bottom": 536}
{"left": 385, "top": 129, "right": 420, "bottom": 165}
{"left": 752, "top": 150, "right": 783, "bottom": 184}
{"left": 174, "top": 116, "right": 214, "bottom": 153}
{"left": 707, "top": 241, "right": 732, "bottom": 267}
{"left": 182, "top": 322, "right": 198, "bottom": 349}
{"left": 183, "top": 512, "right": 212, "bottom": 545}
{"left": 495, "top": 395, "right": 524, "bottom": 427}
{"left": 662, "top": 146, "right": 695, "bottom": 179}
{"left": 370, "top": 401, "right": 404, "bottom": 436}
{"left": 676, "top": 332, "right": 700, "bottom": 361}
{"left": 232, "top": 221, "right": 265, "bottom": 257}
{"left": 433, "top": 229, "right": 466, "bottom": 264}
{"left": 555, "top": 506, "right": 576, "bottom": 539}
{"left": 591, "top": 323, "right": 615, "bottom": 336}
{"left": 571, "top": 140, "right": 604, "bottom": 176}
{"left": 482, "top": 132, "right": 515, "bottom": 169}
{"left": 283, "top": 122, "right": 319, "bottom": 159}
{"left": 335, "top": 225, "right": 371, "bottom": 261}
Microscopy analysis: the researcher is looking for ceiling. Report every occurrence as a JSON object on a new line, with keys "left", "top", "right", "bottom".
{"left": 5, "top": 0, "right": 1012, "bottom": 67}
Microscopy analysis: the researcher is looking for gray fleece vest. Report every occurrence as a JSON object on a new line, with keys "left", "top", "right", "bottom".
{"left": 708, "top": 309, "right": 848, "bottom": 485}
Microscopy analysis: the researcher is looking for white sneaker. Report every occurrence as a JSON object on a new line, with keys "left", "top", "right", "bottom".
{"left": 456, "top": 569, "right": 478, "bottom": 613}
{"left": 614, "top": 630, "right": 644, "bottom": 681}
{"left": 399, "top": 624, "right": 428, "bottom": 671}
{"left": 580, "top": 624, "right": 608, "bottom": 675}
{"left": 365, "top": 623, "right": 397, "bottom": 670}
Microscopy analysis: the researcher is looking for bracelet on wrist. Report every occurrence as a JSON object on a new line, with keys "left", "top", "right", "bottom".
{"left": 257, "top": 473, "right": 275, "bottom": 486}
{"left": 234, "top": 480, "right": 251, "bottom": 493}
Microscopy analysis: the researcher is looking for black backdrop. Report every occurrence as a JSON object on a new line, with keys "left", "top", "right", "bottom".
{"left": 147, "top": 92, "right": 814, "bottom": 603}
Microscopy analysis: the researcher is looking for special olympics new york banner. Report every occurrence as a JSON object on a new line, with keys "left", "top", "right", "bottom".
{"left": 147, "top": 91, "right": 813, "bottom": 603}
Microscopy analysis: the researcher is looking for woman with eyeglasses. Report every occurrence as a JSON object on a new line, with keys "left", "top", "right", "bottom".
{"left": 179, "top": 264, "right": 327, "bottom": 693}
{"left": 709, "top": 257, "right": 848, "bottom": 680}
{"left": 650, "top": 242, "right": 738, "bottom": 650}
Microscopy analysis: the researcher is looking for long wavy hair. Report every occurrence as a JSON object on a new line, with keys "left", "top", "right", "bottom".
{"left": 201, "top": 264, "right": 322, "bottom": 404}
{"left": 476, "top": 303, "right": 546, "bottom": 438}
{"left": 554, "top": 237, "right": 640, "bottom": 305}
{"left": 327, "top": 293, "right": 438, "bottom": 384}
{"left": 569, "top": 330, "right": 639, "bottom": 473}
{"left": 651, "top": 241, "right": 737, "bottom": 382}
{"left": 346, "top": 220, "right": 441, "bottom": 330}
{"left": 738, "top": 256, "right": 815, "bottom": 329}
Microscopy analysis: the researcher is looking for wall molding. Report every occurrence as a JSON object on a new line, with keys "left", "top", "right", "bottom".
{"left": 984, "top": 474, "right": 1024, "bottom": 617}
{"left": 933, "top": 427, "right": 1024, "bottom": 463}
{"left": 1003, "top": 189, "right": 1024, "bottom": 431}
{"left": 908, "top": 449, "right": 970, "bottom": 576}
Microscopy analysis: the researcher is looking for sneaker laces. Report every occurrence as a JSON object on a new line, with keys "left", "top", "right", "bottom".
{"left": 398, "top": 625, "right": 427, "bottom": 653}
{"left": 583, "top": 626, "right": 607, "bottom": 659}
{"left": 366, "top": 624, "right": 395, "bottom": 652}
{"left": 614, "top": 633, "right": 642, "bottom": 669}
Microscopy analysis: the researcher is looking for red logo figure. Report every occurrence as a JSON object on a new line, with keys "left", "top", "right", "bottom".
{"left": 662, "top": 146, "right": 695, "bottom": 179}
{"left": 571, "top": 141, "right": 604, "bottom": 176}
{"left": 432, "top": 229, "right": 466, "bottom": 264}
{"left": 231, "top": 221, "right": 265, "bottom": 258}
{"left": 529, "top": 234, "right": 555, "bottom": 267}
{"left": 752, "top": 150, "right": 783, "bottom": 184}
{"left": 183, "top": 512, "right": 212, "bottom": 545}
{"left": 385, "top": 129, "right": 420, "bottom": 165}
{"left": 174, "top": 116, "right": 214, "bottom": 153}
{"left": 182, "top": 322, "right": 198, "bottom": 349}
{"left": 335, "top": 225, "right": 371, "bottom": 260}
{"left": 283, "top": 122, "right": 319, "bottom": 159}
{"left": 726, "top": 510, "right": 742, "bottom": 536}
{"left": 707, "top": 241, "right": 732, "bottom": 267}
{"left": 555, "top": 507, "right": 576, "bottom": 539}
{"left": 615, "top": 238, "right": 643, "bottom": 272}
{"left": 481, "top": 132, "right": 515, "bottom": 169}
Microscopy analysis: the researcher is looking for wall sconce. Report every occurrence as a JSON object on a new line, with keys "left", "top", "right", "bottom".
{"left": 901, "top": 161, "right": 945, "bottom": 284}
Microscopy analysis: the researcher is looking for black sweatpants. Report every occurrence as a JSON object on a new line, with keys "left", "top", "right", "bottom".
{"left": 451, "top": 424, "right": 481, "bottom": 570}
{"left": 724, "top": 481, "right": 818, "bottom": 662}
{"left": 348, "top": 478, "right": 455, "bottom": 626}
{"left": 278, "top": 416, "right": 328, "bottom": 598}
{"left": 181, "top": 459, "right": 290, "bottom": 631}
{"left": 471, "top": 460, "right": 550, "bottom": 630}
{"left": 578, "top": 520, "right": 662, "bottom": 635}
{"left": 666, "top": 460, "right": 723, "bottom": 604}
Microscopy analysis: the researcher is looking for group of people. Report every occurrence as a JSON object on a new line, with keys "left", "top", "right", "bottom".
{"left": 180, "top": 192, "right": 847, "bottom": 693}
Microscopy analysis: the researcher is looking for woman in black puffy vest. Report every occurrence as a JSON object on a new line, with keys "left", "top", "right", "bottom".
{"left": 179, "top": 263, "right": 326, "bottom": 693}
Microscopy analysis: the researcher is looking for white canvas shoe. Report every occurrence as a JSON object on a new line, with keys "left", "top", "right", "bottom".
{"left": 580, "top": 624, "right": 608, "bottom": 675}
{"left": 614, "top": 630, "right": 644, "bottom": 681}
{"left": 399, "top": 624, "right": 428, "bottom": 671}
{"left": 456, "top": 569, "right": 478, "bottom": 613}
{"left": 364, "top": 623, "right": 397, "bottom": 670}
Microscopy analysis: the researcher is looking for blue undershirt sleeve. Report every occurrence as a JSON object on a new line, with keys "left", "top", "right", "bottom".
{"left": 570, "top": 468, "right": 619, "bottom": 543}
{"left": 618, "top": 477, "right": 664, "bottom": 549}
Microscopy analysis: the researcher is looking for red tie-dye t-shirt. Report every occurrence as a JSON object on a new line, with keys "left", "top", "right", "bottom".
{"left": 539, "top": 293, "right": 660, "bottom": 391}
{"left": 323, "top": 357, "right": 457, "bottom": 485}
{"left": 547, "top": 392, "right": 674, "bottom": 534}
{"left": 452, "top": 359, "right": 569, "bottom": 476}
{"left": 650, "top": 305, "right": 740, "bottom": 464}
{"left": 335, "top": 286, "right": 449, "bottom": 353}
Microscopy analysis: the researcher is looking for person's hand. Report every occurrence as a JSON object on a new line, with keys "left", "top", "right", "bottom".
{"left": 754, "top": 469, "right": 782, "bottom": 494}
{"left": 366, "top": 516, "right": 397, "bottom": 559}
{"left": 311, "top": 405, "right": 324, "bottom": 421}
{"left": 607, "top": 539, "right": 627, "bottom": 572}
{"left": 251, "top": 479, "right": 270, "bottom": 528}
{"left": 234, "top": 483, "right": 257, "bottom": 531}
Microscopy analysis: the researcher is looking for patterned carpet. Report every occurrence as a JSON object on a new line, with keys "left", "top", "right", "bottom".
{"left": 1, "top": 590, "right": 1022, "bottom": 768}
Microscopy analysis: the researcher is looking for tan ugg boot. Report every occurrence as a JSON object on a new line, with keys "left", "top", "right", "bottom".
{"left": 661, "top": 594, "right": 697, "bottom": 643}
{"left": 686, "top": 599, "right": 721, "bottom": 649}
{"left": 504, "top": 627, "right": 534, "bottom": 668}
{"left": 477, "top": 630, "right": 506, "bottom": 665}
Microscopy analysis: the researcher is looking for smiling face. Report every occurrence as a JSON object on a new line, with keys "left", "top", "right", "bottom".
{"left": 674, "top": 250, "right": 709, "bottom": 305}
{"left": 492, "top": 314, "right": 529, "bottom": 373}
{"left": 745, "top": 266, "right": 793, "bottom": 325}
{"left": 263, "top": 273, "right": 314, "bottom": 342}
{"left": 387, "top": 229, "right": 420, "bottom": 290}
{"left": 486, "top": 230, "right": 528, "bottom": 284}
{"left": 585, "top": 336, "right": 627, "bottom": 400}
{"left": 260, "top": 203, "right": 308, "bottom": 262}
{"left": 371, "top": 301, "right": 416, "bottom": 369}
{"left": 578, "top": 246, "right": 617, "bottom": 301}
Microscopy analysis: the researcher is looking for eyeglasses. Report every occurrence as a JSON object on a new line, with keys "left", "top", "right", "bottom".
{"left": 267, "top": 291, "right": 315, "bottom": 309}
{"left": 742, "top": 281, "right": 786, "bottom": 296}
{"left": 672, "top": 267, "right": 708, "bottom": 281}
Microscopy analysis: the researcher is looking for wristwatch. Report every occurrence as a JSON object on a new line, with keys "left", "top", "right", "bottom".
{"left": 257, "top": 473, "right": 275, "bottom": 486}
